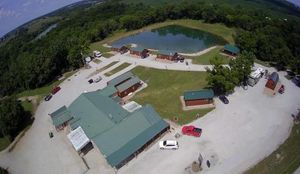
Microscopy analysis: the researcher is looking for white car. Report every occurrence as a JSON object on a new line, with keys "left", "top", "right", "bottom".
{"left": 94, "top": 76, "right": 102, "bottom": 83}
{"left": 93, "top": 50, "right": 102, "bottom": 57}
{"left": 159, "top": 140, "right": 179, "bottom": 150}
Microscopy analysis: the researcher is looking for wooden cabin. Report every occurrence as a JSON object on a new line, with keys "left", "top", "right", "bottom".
{"left": 223, "top": 44, "right": 240, "bottom": 56}
{"left": 130, "top": 47, "right": 149, "bottom": 58}
{"left": 184, "top": 89, "right": 214, "bottom": 106}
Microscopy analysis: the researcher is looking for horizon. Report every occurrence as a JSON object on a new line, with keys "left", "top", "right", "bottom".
{"left": 0, "top": 0, "right": 299, "bottom": 38}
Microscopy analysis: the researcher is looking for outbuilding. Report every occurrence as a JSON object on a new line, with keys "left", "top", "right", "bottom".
{"left": 265, "top": 72, "right": 279, "bottom": 90}
{"left": 223, "top": 44, "right": 240, "bottom": 56}
{"left": 111, "top": 45, "right": 129, "bottom": 54}
{"left": 107, "top": 71, "right": 142, "bottom": 98}
{"left": 184, "top": 89, "right": 214, "bottom": 106}
{"left": 130, "top": 47, "right": 149, "bottom": 58}
{"left": 156, "top": 50, "right": 177, "bottom": 61}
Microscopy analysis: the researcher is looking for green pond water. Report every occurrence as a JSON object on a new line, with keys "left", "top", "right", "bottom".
{"left": 112, "top": 25, "right": 227, "bottom": 53}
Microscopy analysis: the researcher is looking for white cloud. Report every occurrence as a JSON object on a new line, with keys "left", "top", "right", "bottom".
{"left": 23, "top": 1, "right": 32, "bottom": 7}
{"left": 0, "top": 7, "right": 21, "bottom": 19}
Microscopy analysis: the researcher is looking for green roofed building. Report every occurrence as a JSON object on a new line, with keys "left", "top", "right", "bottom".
{"left": 49, "top": 106, "right": 73, "bottom": 130}
{"left": 223, "top": 44, "right": 240, "bottom": 56}
{"left": 64, "top": 91, "right": 169, "bottom": 169}
{"left": 107, "top": 71, "right": 142, "bottom": 98}
{"left": 184, "top": 89, "right": 214, "bottom": 106}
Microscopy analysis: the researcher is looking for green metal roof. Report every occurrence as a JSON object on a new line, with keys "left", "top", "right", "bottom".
{"left": 224, "top": 44, "right": 240, "bottom": 54}
{"left": 69, "top": 91, "right": 129, "bottom": 138}
{"left": 98, "top": 85, "right": 117, "bottom": 97}
{"left": 67, "top": 91, "right": 169, "bottom": 168}
{"left": 107, "top": 71, "right": 134, "bottom": 87}
{"left": 184, "top": 89, "right": 214, "bottom": 100}
{"left": 49, "top": 106, "right": 73, "bottom": 127}
{"left": 131, "top": 47, "right": 144, "bottom": 52}
{"left": 93, "top": 104, "right": 169, "bottom": 167}
{"left": 116, "top": 77, "right": 140, "bottom": 92}
{"left": 158, "top": 50, "right": 176, "bottom": 56}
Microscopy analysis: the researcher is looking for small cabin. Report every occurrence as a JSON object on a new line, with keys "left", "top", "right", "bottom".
{"left": 223, "top": 44, "right": 240, "bottom": 56}
{"left": 183, "top": 89, "right": 214, "bottom": 106}
{"left": 156, "top": 50, "right": 178, "bottom": 61}
{"left": 130, "top": 47, "right": 150, "bottom": 58}
{"left": 265, "top": 72, "right": 279, "bottom": 90}
{"left": 111, "top": 45, "right": 129, "bottom": 54}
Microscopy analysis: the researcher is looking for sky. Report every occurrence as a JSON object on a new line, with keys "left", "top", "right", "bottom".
{"left": 0, "top": 0, "right": 299, "bottom": 38}
{"left": 0, "top": 0, "right": 82, "bottom": 37}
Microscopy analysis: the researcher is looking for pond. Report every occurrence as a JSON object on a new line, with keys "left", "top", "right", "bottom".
{"left": 112, "top": 25, "right": 227, "bottom": 53}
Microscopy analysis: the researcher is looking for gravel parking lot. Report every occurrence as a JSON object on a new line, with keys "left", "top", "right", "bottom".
{"left": 0, "top": 54, "right": 299, "bottom": 174}
{"left": 118, "top": 67, "right": 300, "bottom": 174}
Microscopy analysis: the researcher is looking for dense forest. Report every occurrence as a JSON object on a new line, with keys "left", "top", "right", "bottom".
{"left": 0, "top": 0, "right": 300, "bottom": 97}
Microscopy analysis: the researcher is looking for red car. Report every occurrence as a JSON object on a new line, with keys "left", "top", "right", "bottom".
{"left": 182, "top": 125, "right": 202, "bottom": 137}
{"left": 51, "top": 86, "right": 61, "bottom": 95}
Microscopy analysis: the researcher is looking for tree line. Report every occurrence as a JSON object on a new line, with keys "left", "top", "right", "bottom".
{"left": 0, "top": 0, "right": 300, "bottom": 97}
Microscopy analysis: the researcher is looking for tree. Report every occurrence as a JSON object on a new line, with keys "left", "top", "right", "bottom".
{"left": 0, "top": 97, "right": 31, "bottom": 139}
{"left": 229, "top": 51, "right": 255, "bottom": 83}
{"left": 206, "top": 56, "right": 238, "bottom": 95}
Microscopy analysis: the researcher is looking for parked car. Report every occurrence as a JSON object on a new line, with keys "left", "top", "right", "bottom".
{"left": 88, "top": 79, "right": 94, "bottom": 84}
{"left": 44, "top": 94, "right": 52, "bottom": 101}
{"left": 93, "top": 50, "right": 102, "bottom": 57}
{"left": 51, "top": 86, "right": 61, "bottom": 95}
{"left": 278, "top": 84, "right": 285, "bottom": 94}
{"left": 49, "top": 132, "right": 53, "bottom": 138}
{"left": 159, "top": 140, "right": 179, "bottom": 150}
{"left": 94, "top": 76, "right": 102, "bottom": 83}
{"left": 292, "top": 75, "right": 300, "bottom": 87}
{"left": 182, "top": 125, "right": 202, "bottom": 137}
{"left": 219, "top": 95, "right": 229, "bottom": 104}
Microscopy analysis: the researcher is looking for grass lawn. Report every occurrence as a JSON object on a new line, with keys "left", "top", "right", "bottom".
{"left": 132, "top": 66, "right": 213, "bottom": 125}
{"left": 104, "top": 63, "right": 131, "bottom": 76}
{"left": 21, "top": 100, "right": 33, "bottom": 113}
{"left": 189, "top": 46, "right": 231, "bottom": 65}
{"left": 17, "top": 70, "right": 77, "bottom": 98}
{"left": 245, "top": 123, "right": 300, "bottom": 174}
{"left": 0, "top": 136, "right": 10, "bottom": 151}
{"left": 102, "top": 52, "right": 114, "bottom": 58}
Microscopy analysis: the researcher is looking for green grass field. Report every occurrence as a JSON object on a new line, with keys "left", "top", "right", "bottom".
{"left": 104, "top": 63, "right": 131, "bottom": 76}
{"left": 27, "top": 16, "right": 62, "bottom": 33}
{"left": 21, "top": 100, "right": 33, "bottom": 113}
{"left": 132, "top": 66, "right": 213, "bottom": 124}
{"left": 189, "top": 46, "right": 231, "bottom": 65}
{"left": 0, "top": 136, "right": 10, "bottom": 151}
{"left": 245, "top": 123, "right": 300, "bottom": 174}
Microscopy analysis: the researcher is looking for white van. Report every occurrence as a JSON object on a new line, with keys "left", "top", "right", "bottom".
{"left": 247, "top": 68, "right": 264, "bottom": 86}
{"left": 93, "top": 50, "right": 102, "bottom": 57}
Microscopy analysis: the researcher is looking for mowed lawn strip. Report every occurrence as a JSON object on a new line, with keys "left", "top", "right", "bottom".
{"left": 189, "top": 46, "right": 231, "bottom": 65}
{"left": 104, "top": 63, "right": 131, "bottom": 76}
{"left": 132, "top": 66, "right": 213, "bottom": 125}
{"left": 0, "top": 136, "right": 10, "bottom": 151}
{"left": 245, "top": 123, "right": 300, "bottom": 174}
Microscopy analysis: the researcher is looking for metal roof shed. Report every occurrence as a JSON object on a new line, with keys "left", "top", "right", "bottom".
{"left": 116, "top": 77, "right": 141, "bottom": 93}
{"left": 184, "top": 89, "right": 214, "bottom": 101}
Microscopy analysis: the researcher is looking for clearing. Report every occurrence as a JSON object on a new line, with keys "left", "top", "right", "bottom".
{"left": 132, "top": 66, "right": 213, "bottom": 124}
{"left": 188, "top": 46, "right": 231, "bottom": 65}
